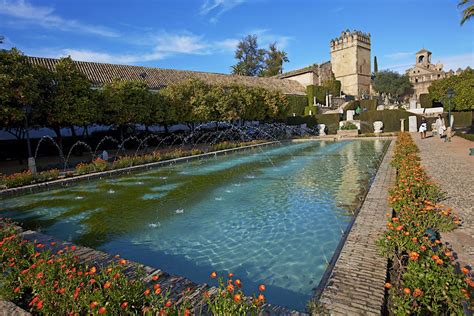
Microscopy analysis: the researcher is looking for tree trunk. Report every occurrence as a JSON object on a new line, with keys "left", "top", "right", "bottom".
{"left": 70, "top": 126, "right": 77, "bottom": 138}
{"left": 164, "top": 124, "right": 169, "bottom": 134}
{"left": 119, "top": 125, "right": 124, "bottom": 142}
{"left": 53, "top": 126, "right": 63, "bottom": 152}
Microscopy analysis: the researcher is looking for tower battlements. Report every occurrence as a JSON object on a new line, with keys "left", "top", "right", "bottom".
{"left": 330, "top": 30, "right": 371, "bottom": 52}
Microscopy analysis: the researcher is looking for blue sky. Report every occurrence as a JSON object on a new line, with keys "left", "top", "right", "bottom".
{"left": 0, "top": 0, "right": 473, "bottom": 74}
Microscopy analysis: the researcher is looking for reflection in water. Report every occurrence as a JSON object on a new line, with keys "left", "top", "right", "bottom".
{"left": 1, "top": 140, "right": 389, "bottom": 310}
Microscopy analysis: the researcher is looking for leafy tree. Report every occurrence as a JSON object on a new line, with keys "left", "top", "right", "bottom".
{"left": 261, "top": 43, "right": 289, "bottom": 77}
{"left": 373, "top": 70, "right": 412, "bottom": 99}
{"left": 35, "top": 57, "right": 94, "bottom": 148}
{"left": 428, "top": 68, "right": 474, "bottom": 111}
{"left": 231, "top": 35, "right": 266, "bottom": 76}
{"left": 158, "top": 80, "right": 195, "bottom": 126}
{"left": 458, "top": 0, "right": 474, "bottom": 25}
{"left": 0, "top": 48, "right": 39, "bottom": 130}
{"left": 101, "top": 80, "right": 153, "bottom": 139}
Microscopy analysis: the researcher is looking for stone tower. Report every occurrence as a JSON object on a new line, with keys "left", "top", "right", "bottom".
{"left": 330, "top": 30, "right": 371, "bottom": 97}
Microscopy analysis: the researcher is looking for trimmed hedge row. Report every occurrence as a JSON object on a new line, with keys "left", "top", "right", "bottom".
{"left": 286, "top": 94, "right": 308, "bottom": 116}
{"left": 419, "top": 94, "right": 432, "bottom": 108}
{"left": 304, "top": 106, "right": 318, "bottom": 116}
{"left": 285, "top": 113, "right": 340, "bottom": 134}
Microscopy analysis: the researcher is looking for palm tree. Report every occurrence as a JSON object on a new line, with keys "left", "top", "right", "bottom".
{"left": 458, "top": 0, "right": 474, "bottom": 25}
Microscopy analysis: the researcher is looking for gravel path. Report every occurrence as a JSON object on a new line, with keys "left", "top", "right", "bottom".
{"left": 413, "top": 133, "right": 474, "bottom": 268}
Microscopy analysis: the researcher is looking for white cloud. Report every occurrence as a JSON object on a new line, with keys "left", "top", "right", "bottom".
{"left": 0, "top": 0, "right": 119, "bottom": 37}
{"left": 436, "top": 53, "right": 474, "bottom": 71}
{"left": 385, "top": 51, "right": 415, "bottom": 60}
{"left": 56, "top": 49, "right": 165, "bottom": 64}
{"left": 154, "top": 33, "right": 209, "bottom": 54}
{"left": 246, "top": 28, "right": 292, "bottom": 49}
{"left": 214, "top": 38, "right": 240, "bottom": 52}
{"left": 200, "top": 0, "right": 246, "bottom": 22}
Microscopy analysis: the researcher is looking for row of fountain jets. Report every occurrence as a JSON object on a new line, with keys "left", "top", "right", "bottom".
{"left": 31, "top": 123, "right": 319, "bottom": 171}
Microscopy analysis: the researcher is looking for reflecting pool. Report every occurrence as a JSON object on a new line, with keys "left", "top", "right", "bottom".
{"left": 1, "top": 140, "right": 389, "bottom": 310}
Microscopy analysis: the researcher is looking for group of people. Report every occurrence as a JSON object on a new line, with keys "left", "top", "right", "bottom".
{"left": 419, "top": 114, "right": 453, "bottom": 142}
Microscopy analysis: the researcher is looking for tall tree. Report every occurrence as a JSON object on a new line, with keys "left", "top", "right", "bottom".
{"left": 373, "top": 70, "right": 412, "bottom": 99}
{"left": 101, "top": 80, "right": 153, "bottom": 140}
{"left": 38, "top": 57, "right": 94, "bottom": 148}
{"left": 261, "top": 43, "right": 289, "bottom": 77}
{"left": 231, "top": 35, "right": 266, "bottom": 76}
{"left": 428, "top": 68, "right": 474, "bottom": 111}
{"left": 0, "top": 48, "right": 40, "bottom": 130}
{"left": 458, "top": 0, "right": 474, "bottom": 25}
{"left": 374, "top": 56, "right": 378, "bottom": 73}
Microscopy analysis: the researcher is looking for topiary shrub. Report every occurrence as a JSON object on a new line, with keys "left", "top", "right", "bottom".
{"left": 286, "top": 94, "right": 307, "bottom": 116}
{"left": 340, "top": 122, "right": 358, "bottom": 130}
{"left": 304, "top": 106, "right": 318, "bottom": 116}
{"left": 419, "top": 94, "right": 432, "bottom": 108}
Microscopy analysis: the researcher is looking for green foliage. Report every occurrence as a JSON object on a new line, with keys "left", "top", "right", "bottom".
{"left": 373, "top": 70, "right": 413, "bottom": 98}
{"left": 231, "top": 35, "right": 266, "bottom": 76}
{"left": 378, "top": 133, "right": 469, "bottom": 315}
{"left": 428, "top": 69, "right": 474, "bottom": 111}
{"left": 285, "top": 95, "right": 307, "bottom": 116}
{"left": 306, "top": 85, "right": 315, "bottom": 107}
{"left": 304, "top": 106, "right": 318, "bottom": 116}
{"left": 360, "top": 99, "right": 377, "bottom": 111}
{"left": 419, "top": 93, "right": 432, "bottom": 108}
{"left": 322, "top": 74, "right": 341, "bottom": 97}
{"left": 0, "top": 48, "right": 40, "bottom": 128}
{"left": 458, "top": 0, "right": 474, "bottom": 25}
{"left": 314, "top": 86, "right": 327, "bottom": 105}
{"left": 231, "top": 35, "right": 289, "bottom": 77}
{"left": 314, "top": 114, "right": 340, "bottom": 134}
{"left": 360, "top": 110, "right": 409, "bottom": 133}
{"left": 452, "top": 111, "right": 473, "bottom": 128}
{"left": 340, "top": 122, "right": 358, "bottom": 130}
{"left": 260, "top": 42, "right": 289, "bottom": 77}
{"left": 457, "top": 133, "right": 474, "bottom": 141}
{"left": 0, "top": 169, "right": 61, "bottom": 189}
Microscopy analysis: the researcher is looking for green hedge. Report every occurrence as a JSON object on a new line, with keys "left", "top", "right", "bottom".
{"left": 359, "top": 110, "right": 410, "bottom": 133}
{"left": 451, "top": 111, "right": 472, "bottom": 128}
{"left": 286, "top": 94, "right": 308, "bottom": 116}
{"left": 304, "top": 106, "right": 318, "bottom": 116}
{"left": 306, "top": 85, "right": 315, "bottom": 107}
{"left": 314, "top": 113, "right": 340, "bottom": 134}
{"left": 360, "top": 99, "right": 377, "bottom": 111}
{"left": 285, "top": 113, "right": 340, "bottom": 134}
{"left": 419, "top": 93, "right": 432, "bottom": 108}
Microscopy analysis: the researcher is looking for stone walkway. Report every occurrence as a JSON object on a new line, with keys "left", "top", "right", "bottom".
{"left": 413, "top": 134, "right": 474, "bottom": 268}
{"left": 318, "top": 141, "right": 395, "bottom": 315}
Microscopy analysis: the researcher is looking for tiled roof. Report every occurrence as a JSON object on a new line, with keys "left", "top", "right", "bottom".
{"left": 27, "top": 56, "right": 306, "bottom": 95}
{"left": 276, "top": 64, "right": 319, "bottom": 79}
{"left": 416, "top": 48, "right": 431, "bottom": 54}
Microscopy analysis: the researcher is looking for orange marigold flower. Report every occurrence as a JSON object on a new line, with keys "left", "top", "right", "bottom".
{"left": 36, "top": 301, "right": 43, "bottom": 310}
{"left": 89, "top": 279, "right": 96, "bottom": 285}
{"left": 210, "top": 271, "right": 217, "bottom": 279}
{"left": 98, "top": 307, "right": 106, "bottom": 314}
{"left": 119, "top": 259, "right": 127, "bottom": 265}
{"left": 257, "top": 294, "right": 265, "bottom": 302}
{"left": 233, "top": 294, "right": 242, "bottom": 302}
{"left": 154, "top": 288, "right": 162, "bottom": 295}
{"left": 403, "top": 288, "right": 411, "bottom": 295}
{"left": 392, "top": 217, "right": 399, "bottom": 222}
{"left": 413, "top": 288, "right": 423, "bottom": 297}
{"left": 89, "top": 266, "right": 97, "bottom": 274}
{"left": 59, "top": 288, "right": 65, "bottom": 294}
{"left": 235, "top": 279, "right": 242, "bottom": 288}
{"left": 384, "top": 283, "right": 392, "bottom": 289}
{"left": 461, "top": 267, "right": 470, "bottom": 275}
{"left": 103, "top": 281, "right": 111, "bottom": 289}
{"left": 144, "top": 289, "right": 150, "bottom": 296}
{"left": 431, "top": 255, "right": 439, "bottom": 261}
{"left": 259, "top": 284, "right": 266, "bottom": 292}
{"left": 152, "top": 275, "right": 159, "bottom": 281}
{"left": 71, "top": 246, "right": 76, "bottom": 251}
{"left": 90, "top": 301, "right": 98, "bottom": 309}
{"left": 436, "top": 259, "right": 444, "bottom": 265}
{"left": 184, "top": 309, "right": 191, "bottom": 316}
{"left": 121, "top": 302, "right": 128, "bottom": 309}
{"left": 36, "top": 272, "right": 44, "bottom": 279}
{"left": 420, "top": 245, "right": 427, "bottom": 251}
{"left": 165, "top": 300, "right": 172, "bottom": 308}
{"left": 228, "top": 273, "right": 234, "bottom": 278}
{"left": 227, "top": 284, "right": 234, "bottom": 293}
{"left": 409, "top": 252, "right": 419, "bottom": 261}
{"left": 396, "top": 225, "right": 403, "bottom": 231}
{"left": 412, "top": 237, "right": 418, "bottom": 243}
{"left": 13, "top": 287, "right": 20, "bottom": 293}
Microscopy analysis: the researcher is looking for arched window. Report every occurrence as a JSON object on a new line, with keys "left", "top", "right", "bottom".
{"left": 418, "top": 55, "right": 424, "bottom": 63}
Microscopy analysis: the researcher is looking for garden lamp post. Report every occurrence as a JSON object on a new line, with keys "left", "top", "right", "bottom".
{"left": 446, "top": 87, "right": 454, "bottom": 127}
{"left": 23, "top": 105, "right": 36, "bottom": 174}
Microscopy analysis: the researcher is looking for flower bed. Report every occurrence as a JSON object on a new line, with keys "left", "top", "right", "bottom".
{"left": 0, "top": 219, "right": 266, "bottom": 314}
{"left": 0, "top": 141, "right": 265, "bottom": 190}
{"left": 378, "top": 132, "right": 473, "bottom": 315}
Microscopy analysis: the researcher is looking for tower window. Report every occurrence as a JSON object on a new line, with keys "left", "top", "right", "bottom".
{"left": 418, "top": 55, "right": 424, "bottom": 63}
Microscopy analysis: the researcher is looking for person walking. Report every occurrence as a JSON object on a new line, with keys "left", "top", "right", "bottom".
{"left": 419, "top": 117, "right": 427, "bottom": 139}
{"left": 435, "top": 114, "right": 446, "bottom": 140}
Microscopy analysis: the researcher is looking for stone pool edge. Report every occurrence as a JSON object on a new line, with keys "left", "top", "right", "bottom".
{"left": 314, "top": 139, "right": 395, "bottom": 315}
{"left": 0, "top": 141, "right": 280, "bottom": 198}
